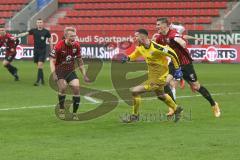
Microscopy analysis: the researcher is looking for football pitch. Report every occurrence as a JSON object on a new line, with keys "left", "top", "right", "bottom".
{"left": 0, "top": 61, "right": 240, "bottom": 160}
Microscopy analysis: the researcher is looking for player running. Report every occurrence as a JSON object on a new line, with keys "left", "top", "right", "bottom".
{"left": 121, "top": 29, "right": 183, "bottom": 123}
{"left": 155, "top": 18, "right": 220, "bottom": 117}
{"left": 49, "top": 27, "right": 89, "bottom": 120}
{"left": 0, "top": 25, "right": 19, "bottom": 81}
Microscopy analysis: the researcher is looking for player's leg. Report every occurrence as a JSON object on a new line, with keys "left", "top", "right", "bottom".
{"left": 131, "top": 85, "right": 146, "bottom": 116}
{"left": 3, "top": 55, "right": 19, "bottom": 81}
{"left": 68, "top": 72, "right": 80, "bottom": 120}
{"left": 155, "top": 88, "right": 183, "bottom": 122}
{"left": 34, "top": 49, "right": 46, "bottom": 86}
{"left": 183, "top": 64, "right": 220, "bottom": 117}
{"left": 165, "top": 74, "right": 176, "bottom": 101}
{"left": 36, "top": 61, "right": 44, "bottom": 84}
{"left": 57, "top": 79, "right": 67, "bottom": 119}
{"left": 165, "top": 62, "right": 176, "bottom": 101}
{"left": 122, "top": 84, "right": 147, "bottom": 123}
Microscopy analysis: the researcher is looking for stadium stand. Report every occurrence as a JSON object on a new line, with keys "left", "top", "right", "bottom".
{"left": 0, "top": 0, "right": 30, "bottom": 25}
{"left": 47, "top": 0, "right": 228, "bottom": 31}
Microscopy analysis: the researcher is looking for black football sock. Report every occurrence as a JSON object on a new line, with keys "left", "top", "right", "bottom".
{"left": 39, "top": 68, "right": 44, "bottom": 83}
{"left": 197, "top": 86, "right": 215, "bottom": 106}
{"left": 37, "top": 69, "right": 43, "bottom": 83}
{"left": 5, "top": 64, "right": 17, "bottom": 77}
{"left": 58, "top": 94, "right": 66, "bottom": 109}
{"left": 72, "top": 96, "right": 80, "bottom": 113}
{"left": 164, "top": 85, "right": 176, "bottom": 102}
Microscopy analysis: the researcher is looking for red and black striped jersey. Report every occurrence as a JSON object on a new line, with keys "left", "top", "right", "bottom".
{"left": 0, "top": 33, "right": 18, "bottom": 56}
{"left": 156, "top": 29, "right": 193, "bottom": 65}
{"left": 50, "top": 40, "right": 81, "bottom": 73}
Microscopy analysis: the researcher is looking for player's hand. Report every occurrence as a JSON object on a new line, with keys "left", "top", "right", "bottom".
{"left": 174, "top": 67, "right": 183, "bottom": 80}
{"left": 121, "top": 55, "right": 129, "bottom": 64}
{"left": 84, "top": 75, "right": 91, "bottom": 83}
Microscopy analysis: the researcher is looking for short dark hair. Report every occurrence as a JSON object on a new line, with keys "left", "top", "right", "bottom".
{"left": 135, "top": 29, "right": 148, "bottom": 36}
{"left": 37, "top": 18, "right": 43, "bottom": 21}
{"left": 157, "top": 17, "right": 169, "bottom": 25}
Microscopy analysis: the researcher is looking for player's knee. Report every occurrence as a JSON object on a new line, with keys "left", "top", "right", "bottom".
{"left": 131, "top": 88, "right": 139, "bottom": 96}
{"left": 191, "top": 83, "right": 200, "bottom": 91}
{"left": 72, "top": 86, "right": 80, "bottom": 95}
{"left": 3, "top": 61, "right": 8, "bottom": 67}
{"left": 37, "top": 63, "right": 44, "bottom": 69}
{"left": 59, "top": 86, "right": 67, "bottom": 94}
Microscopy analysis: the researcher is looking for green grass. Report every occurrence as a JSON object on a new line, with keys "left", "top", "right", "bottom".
{"left": 0, "top": 61, "right": 240, "bottom": 160}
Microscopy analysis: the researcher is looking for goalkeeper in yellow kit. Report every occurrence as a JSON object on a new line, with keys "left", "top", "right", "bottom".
{"left": 121, "top": 29, "right": 183, "bottom": 123}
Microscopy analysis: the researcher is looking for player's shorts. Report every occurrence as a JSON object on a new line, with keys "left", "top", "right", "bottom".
{"left": 181, "top": 63, "right": 198, "bottom": 83}
{"left": 34, "top": 48, "right": 47, "bottom": 63}
{"left": 56, "top": 71, "right": 78, "bottom": 83}
{"left": 4, "top": 53, "right": 16, "bottom": 62}
{"left": 143, "top": 79, "right": 166, "bottom": 92}
{"left": 168, "top": 62, "right": 175, "bottom": 76}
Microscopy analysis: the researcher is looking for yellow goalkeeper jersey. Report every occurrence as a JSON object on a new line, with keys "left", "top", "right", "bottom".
{"left": 129, "top": 41, "right": 180, "bottom": 81}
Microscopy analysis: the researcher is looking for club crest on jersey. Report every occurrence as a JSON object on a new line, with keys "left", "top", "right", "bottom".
{"left": 73, "top": 48, "right": 77, "bottom": 53}
{"left": 41, "top": 36, "right": 44, "bottom": 40}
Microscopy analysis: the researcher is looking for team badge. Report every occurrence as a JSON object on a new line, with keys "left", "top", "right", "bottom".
{"left": 73, "top": 48, "right": 77, "bottom": 53}
{"left": 41, "top": 36, "right": 44, "bottom": 40}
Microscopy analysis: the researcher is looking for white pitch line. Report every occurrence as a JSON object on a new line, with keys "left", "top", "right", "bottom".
{"left": 84, "top": 96, "right": 101, "bottom": 103}
{"left": 0, "top": 92, "right": 240, "bottom": 111}
{"left": 0, "top": 105, "right": 54, "bottom": 111}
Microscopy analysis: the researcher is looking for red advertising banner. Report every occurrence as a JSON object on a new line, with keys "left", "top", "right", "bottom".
{"left": 187, "top": 45, "right": 239, "bottom": 63}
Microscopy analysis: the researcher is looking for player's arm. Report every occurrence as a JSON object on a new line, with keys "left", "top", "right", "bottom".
{"left": 122, "top": 47, "right": 141, "bottom": 63}
{"left": 171, "top": 24, "right": 185, "bottom": 34}
{"left": 49, "top": 47, "right": 58, "bottom": 81}
{"left": 47, "top": 30, "right": 53, "bottom": 50}
{"left": 183, "top": 35, "right": 203, "bottom": 41}
{"left": 77, "top": 57, "right": 90, "bottom": 82}
{"left": 151, "top": 33, "right": 160, "bottom": 42}
{"left": 174, "top": 37, "right": 186, "bottom": 48}
{"left": 76, "top": 45, "right": 90, "bottom": 82}
{"left": 48, "top": 37, "right": 53, "bottom": 51}
{"left": 161, "top": 47, "right": 183, "bottom": 79}
{"left": 16, "top": 31, "right": 29, "bottom": 38}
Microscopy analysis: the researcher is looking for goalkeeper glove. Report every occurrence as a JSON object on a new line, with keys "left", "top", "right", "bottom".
{"left": 121, "top": 55, "right": 130, "bottom": 64}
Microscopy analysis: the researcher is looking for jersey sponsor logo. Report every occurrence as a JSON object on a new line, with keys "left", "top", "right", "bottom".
{"left": 189, "top": 46, "right": 237, "bottom": 62}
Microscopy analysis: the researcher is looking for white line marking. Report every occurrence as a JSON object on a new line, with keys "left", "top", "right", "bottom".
{"left": 0, "top": 92, "right": 240, "bottom": 111}
{"left": 84, "top": 96, "right": 100, "bottom": 103}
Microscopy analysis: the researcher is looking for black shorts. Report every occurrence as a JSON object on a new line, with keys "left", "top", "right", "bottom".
{"left": 4, "top": 54, "right": 16, "bottom": 62}
{"left": 168, "top": 62, "right": 175, "bottom": 76}
{"left": 57, "top": 71, "right": 78, "bottom": 83}
{"left": 34, "top": 48, "right": 46, "bottom": 63}
{"left": 181, "top": 63, "right": 198, "bottom": 83}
